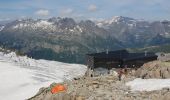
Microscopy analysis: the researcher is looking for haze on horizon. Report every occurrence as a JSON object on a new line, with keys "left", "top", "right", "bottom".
{"left": 0, "top": 0, "right": 169, "bottom": 21}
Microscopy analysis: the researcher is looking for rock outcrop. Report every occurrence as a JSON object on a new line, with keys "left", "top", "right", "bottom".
{"left": 135, "top": 61, "right": 170, "bottom": 79}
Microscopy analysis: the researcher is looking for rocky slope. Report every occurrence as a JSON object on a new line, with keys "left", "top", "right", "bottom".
{"left": 29, "top": 72, "right": 170, "bottom": 100}
{"left": 135, "top": 61, "right": 170, "bottom": 79}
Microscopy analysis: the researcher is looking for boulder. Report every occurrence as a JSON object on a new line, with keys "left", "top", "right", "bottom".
{"left": 153, "top": 69, "right": 161, "bottom": 78}
{"left": 135, "top": 61, "right": 170, "bottom": 79}
{"left": 162, "top": 70, "right": 170, "bottom": 78}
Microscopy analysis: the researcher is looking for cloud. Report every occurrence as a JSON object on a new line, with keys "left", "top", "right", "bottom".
{"left": 88, "top": 4, "right": 97, "bottom": 12}
{"left": 0, "top": 0, "right": 170, "bottom": 20}
{"left": 0, "top": 18, "right": 11, "bottom": 21}
{"left": 59, "top": 8, "right": 74, "bottom": 16}
{"left": 35, "top": 9, "right": 49, "bottom": 16}
{"left": 89, "top": 17, "right": 104, "bottom": 21}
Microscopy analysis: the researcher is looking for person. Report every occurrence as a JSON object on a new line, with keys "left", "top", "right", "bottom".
{"left": 124, "top": 65, "right": 128, "bottom": 75}
{"left": 118, "top": 68, "right": 123, "bottom": 81}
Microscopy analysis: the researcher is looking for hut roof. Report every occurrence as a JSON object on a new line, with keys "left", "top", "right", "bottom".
{"left": 87, "top": 50, "right": 157, "bottom": 61}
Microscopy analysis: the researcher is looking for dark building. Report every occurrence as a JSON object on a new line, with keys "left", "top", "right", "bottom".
{"left": 86, "top": 50, "right": 158, "bottom": 70}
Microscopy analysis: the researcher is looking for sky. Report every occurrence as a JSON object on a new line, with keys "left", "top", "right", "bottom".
{"left": 0, "top": 0, "right": 169, "bottom": 21}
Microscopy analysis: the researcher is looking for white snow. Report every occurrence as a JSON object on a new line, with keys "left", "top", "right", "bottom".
{"left": 96, "top": 23, "right": 103, "bottom": 27}
{"left": 34, "top": 20, "right": 56, "bottom": 30}
{"left": 109, "top": 16, "right": 121, "bottom": 24}
{"left": 128, "top": 24, "right": 134, "bottom": 27}
{"left": 13, "top": 25, "right": 19, "bottom": 29}
{"left": 0, "top": 26, "right": 4, "bottom": 31}
{"left": 0, "top": 51, "right": 87, "bottom": 100}
{"left": 35, "top": 20, "right": 52, "bottom": 27}
{"left": 96, "top": 16, "right": 137, "bottom": 28}
{"left": 165, "top": 32, "right": 169, "bottom": 35}
{"left": 69, "top": 29, "right": 74, "bottom": 32}
{"left": 96, "top": 16, "right": 121, "bottom": 27}
{"left": 126, "top": 78, "right": 170, "bottom": 91}
{"left": 12, "top": 20, "right": 56, "bottom": 30}
{"left": 76, "top": 25, "right": 83, "bottom": 33}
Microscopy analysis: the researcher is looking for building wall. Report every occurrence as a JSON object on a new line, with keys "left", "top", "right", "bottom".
{"left": 94, "top": 61, "right": 122, "bottom": 69}
{"left": 86, "top": 51, "right": 157, "bottom": 77}
{"left": 86, "top": 56, "right": 94, "bottom": 69}
{"left": 122, "top": 57, "right": 158, "bottom": 68}
{"left": 87, "top": 55, "right": 157, "bottom": 69}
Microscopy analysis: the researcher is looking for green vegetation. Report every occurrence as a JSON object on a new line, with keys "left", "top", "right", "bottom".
{"left": 128, "top": 44, "right": 170, "bottom": 53}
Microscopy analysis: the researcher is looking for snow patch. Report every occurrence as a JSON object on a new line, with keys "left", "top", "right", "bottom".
{"left": 35, "top": 20, "right": 52, "bottom": 27}
{"left": 96, "top": 16, "right": 137, "bottom": 28}
{"left": 0, "top": 26, "right": 4, "bottom": 31}
{"left": 165, "top": 32, "right": 169, "bottom": 35}
{"left": 13, "top": 25, "right": 19, "bottom": 29}
{"left": 12, "top": 20, "right": 55, "bottom": 30}
{"left": 128, "top": 24, "right": 134, "bottom": 27}
{"left": 109, "top": 16, "right": 122, "bottom": 24}
{"left": 0, "top": 51, "right": 87, "bottom": 100}
{"left": 69, "top": 29, "right": 74, "bottom": 32}
{"left": 126, "top": 78, "right": 170, "bottom": 91}
{"left": 96, "top": 23, "right": 103, "bottom": 27}
{"left": 75, "top": 25, "right": 83, "bottom": 33}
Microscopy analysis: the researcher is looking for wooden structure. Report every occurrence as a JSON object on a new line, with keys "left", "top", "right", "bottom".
{"left": 86, "top": 50, "right": 158, "bottom": 70}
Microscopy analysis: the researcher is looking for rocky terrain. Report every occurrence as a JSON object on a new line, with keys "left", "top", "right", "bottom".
{"left": 29, "top": 60, "right": 170, "bottom": 100}
{"left": 29, "top": 74, "right": 170, "bottom": 100}
{"left": 135, "top": 61, "right": 170, "bottom": 79}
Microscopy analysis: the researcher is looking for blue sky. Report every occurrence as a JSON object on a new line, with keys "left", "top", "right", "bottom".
{"left": 0, "top": 0, "right": 169, "bottom": 21}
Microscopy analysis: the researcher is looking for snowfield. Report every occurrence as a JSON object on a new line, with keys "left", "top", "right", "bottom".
{"left": 0, "top": 52, "right": 87, "bottom": 100}
{"left": 126, "top": 78, "right": 170, "bottom": 91}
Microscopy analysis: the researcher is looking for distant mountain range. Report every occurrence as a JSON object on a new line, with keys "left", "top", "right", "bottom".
{"left": 0, "top": 16, "right": 170, "bottom": 63}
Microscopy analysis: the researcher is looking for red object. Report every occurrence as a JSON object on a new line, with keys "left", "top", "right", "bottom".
{"left": 51, "top": 84, "right": 66, "bottom": 94}
{"left": 118, "top": 69, "right": 123, "bottom": 75}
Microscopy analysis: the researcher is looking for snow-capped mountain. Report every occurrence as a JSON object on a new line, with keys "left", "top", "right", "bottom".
{"left": 97, "top": 16, "right": 170, "bottom": 36}
{"left": 3, "top": 18, "right": 84, "bottom": 34}
{"left": 97, "top": 16, "right": 138, "bottom": 28}
{"left": 0, "top": 49, "right": 87, "bottom": 100}
{"left": 0, "top": 17, "right": 122, "bottom": 63}
{"left": 96, "top": 16, "right": 170, "bottom": 46}
{"left": 0, "top": 16, "right": 170, "bottom": 63}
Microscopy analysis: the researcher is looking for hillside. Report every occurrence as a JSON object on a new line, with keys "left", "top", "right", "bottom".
{"left": 128, "top": 44, "right": 170, "bottom": 53}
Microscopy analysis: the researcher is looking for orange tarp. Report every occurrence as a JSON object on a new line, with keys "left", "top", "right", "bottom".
{"left": 51, "top": 84, "right": 66, "bottom": 94}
